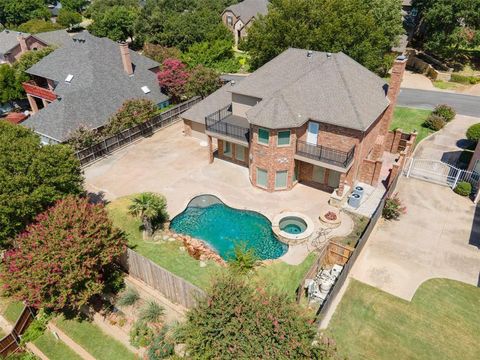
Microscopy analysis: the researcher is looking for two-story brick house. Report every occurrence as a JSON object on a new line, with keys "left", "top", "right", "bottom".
{"left": 222, "top": 0, "right": 269, "bottom": 46}
{"left": 182, "top": 48, "right": 407, "bottom": 199}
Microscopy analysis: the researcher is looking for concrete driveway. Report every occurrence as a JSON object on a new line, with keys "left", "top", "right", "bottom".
{"left": 414, "top": 114, "right": 479, "bottom": 166}
{"left": 351, "top": 177, "right": 480, "bottom": 300}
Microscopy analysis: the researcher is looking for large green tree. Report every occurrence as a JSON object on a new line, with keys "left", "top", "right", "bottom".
{"left": 17, "top": 19, "right": 64, "bottom": 33}
{"left": 0, "top": 65, "right": 23, "bottom": 102}
{"left": 0, "top": 122, "right": 84, "bottom": 246}
{"left": 245, "top": 0, "right": 403, "bottom": 74}
{"left": 413, "top": 0, "right": 480, "bottom": 59}
{"left": 1, "top": 196, "right": 126, "bottom": 311}
{"left": 0, "top": 0, "right": 50, "bottom": 26}
{"left": 88, "top": 5, "right": 138, "bottom": 41}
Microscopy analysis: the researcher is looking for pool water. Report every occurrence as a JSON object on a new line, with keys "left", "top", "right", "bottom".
{"left": 282, "top": 224, "right": 303, "bottom": 234}
{"left": 279, "top": 216, "right": 307, "bottom": 235}
{"left": 170, "top": 199, "right": 288, "bottom": 260}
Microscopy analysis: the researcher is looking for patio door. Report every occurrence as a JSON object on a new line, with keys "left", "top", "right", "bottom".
{"left": 306, "top": 122, "right": 319, "bottom": 145}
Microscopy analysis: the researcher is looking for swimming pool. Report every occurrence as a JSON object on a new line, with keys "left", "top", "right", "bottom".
{"left": 170, "top": 195, "right": 288, "bottom": 260}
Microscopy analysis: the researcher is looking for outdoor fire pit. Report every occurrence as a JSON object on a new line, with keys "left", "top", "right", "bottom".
{"left": 319, "top": 206, "right": 341, "bottom": 228}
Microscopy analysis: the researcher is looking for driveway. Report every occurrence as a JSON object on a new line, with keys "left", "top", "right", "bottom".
{"left": 398, "top": 89, "right": 480, "bottom": 118}
{"left": 351, "top": 177, "right": 480, "bottom": 300}
{"left": 83, "top": 122, "right": 340, "bottom": 265}
{"left": 414, "top": 114, "right": 479, "bottom": 167}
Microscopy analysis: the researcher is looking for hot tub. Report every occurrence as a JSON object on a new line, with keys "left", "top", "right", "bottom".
{"left": 272, "top": 212, "right": 314, "bottom": 245}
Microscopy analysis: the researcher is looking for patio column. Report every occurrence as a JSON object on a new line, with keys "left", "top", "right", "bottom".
{"left": 207, "top": 135, "right": 214, "bottom": 164}
{"left": 41, "top": 98, "right": 49, "bottom": 108}
{"left": 27, "top": 94, "right": 39, "bottom": 113}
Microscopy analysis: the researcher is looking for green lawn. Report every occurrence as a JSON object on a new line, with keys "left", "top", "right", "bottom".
{"left": 108, "top": 196, "right": 317, "bottom": 295}
{"left": 55, "top": 317, "right": 135, "bottom": 360}
{"left": 391, "top": 107, "right": 433, "bottom": 144}
{"left": 328, "top": 279, "right": 480, "bottom": 360}
{"left": 2, "top": 301, "right": 24, "bottom": 324}
{"left": 433, "top": 80, "right": 462, "bottom": 90}
{"left": 34, "top": 332, "right": 83, "bottom": 360}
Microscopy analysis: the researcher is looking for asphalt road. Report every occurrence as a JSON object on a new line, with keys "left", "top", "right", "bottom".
{"left": 398, "top": 88, "right": 480, "bottom": 118}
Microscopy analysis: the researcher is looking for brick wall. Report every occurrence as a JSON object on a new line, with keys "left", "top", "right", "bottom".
{"left": 249, "top": 125, "right": 296, "bottom": 191}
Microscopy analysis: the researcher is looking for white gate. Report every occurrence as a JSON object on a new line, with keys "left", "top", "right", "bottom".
{"left": 404, "top": 158, "right": 480, "bottom": 194}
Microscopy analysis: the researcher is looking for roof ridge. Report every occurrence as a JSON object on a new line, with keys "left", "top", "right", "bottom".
{"left": 334, "top": 54, "right": 365, "bottom": 130}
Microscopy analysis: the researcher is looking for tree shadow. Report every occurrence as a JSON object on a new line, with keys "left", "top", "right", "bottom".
{"left": 441, "top": 150, "right": 472, "bottom": 169}
{"left": 456, "top": 139, "right": 476, "bottom": 150}
{"left": 87, "top": 191, "right": 110, "bottom": 205}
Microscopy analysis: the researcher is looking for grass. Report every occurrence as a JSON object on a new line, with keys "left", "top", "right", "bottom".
{"left": 2, "top": 301, "right": 24, "bottom": 324}
{"left": 330, "top": 212, "right": 369, "bottom": 247}
{"left": 328, "top": 279, "right": 480, "bottom": 360}
{"left": 391, "top": 106, "right": 433, "bottom": 144}
{"left": 55, "top": 316, "right": 135, "bottom": 360}
{"left": 108, "top": 196, "right": 317, "bottom": 296}
{"left": 256, "top": 253, "right": 317, "bottom": 298}
{"left": 33, "top": 331, "right": 83, "bottom": 360}
{"left": 108, "top": 196, "right": 220, "bottom": 289}
{"left": 433, "top": 80, "right": 462, "bottom": 90}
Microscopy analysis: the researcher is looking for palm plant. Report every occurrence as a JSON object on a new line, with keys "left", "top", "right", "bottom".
{"left": 128, "top": 193, "right": 168, "bottom": 239}
{"left": 228, "top": 243, "right": 261, "bottom": 275}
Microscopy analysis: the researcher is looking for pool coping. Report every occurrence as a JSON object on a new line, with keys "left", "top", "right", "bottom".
{"left": 272, "top": 212, "right": 315, "bottom": 245}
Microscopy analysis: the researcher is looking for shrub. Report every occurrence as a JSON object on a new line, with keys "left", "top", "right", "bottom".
{"left": 1, "top": 196, "right": 127, "bottom": 311}
{"left": 17, "top": 19, "right": 64, "bottom": 34}
{"left": 139, "top": 301, "right": 164, "bottom": 325}
{"left": 147, "top": 326, "right": 175, "bottom": 360}
{"left": 129, "top": 193, "right": 169, "bottom": 238}
{"left": 67, "top": 125, "right": 100, "bottom": 150}
{"left": 103, "top": 99, "right": 158, "bottom": 136}
{"left": 454, "top": 181, "right": 472, "bottom": 196}
{"left": 143, "top": 44, "right": 182, "bottom": 65}
{"left": 129, "top": 320, "right": 155, "bottom": 348}
{"left": 466, "top": 123, "right": 480, "bottom": 142}
{"left": 57, "top": 9, "right": 82, "bottom": 28}
{"left": 117, "top": 287, "right": 140, "bottom": 307}
{"left": 228, "top": 243, "right": 260, "bottom": 274}
{"left": 451, "top": 73, "right": 480, "bottom": 85}
{"left": 432, "top": 104, "right": 455, "bottom": 122}
{"left": 382, "top": 193, "right": 406, "bottom": 220}
{"left": 423, "top": 114, "right": 446, "bottom": 131}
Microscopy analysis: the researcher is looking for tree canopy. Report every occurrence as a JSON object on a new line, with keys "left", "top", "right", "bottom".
{"left": 88, "top": 5, "right": 139, "bottom": 42}
{"left": 57, "top": 9, "right": 83, "bottom": 28}
{"left": 0, "top": 65, "right": 23, "bottom": 103}
{"left": 17, "top": 19, "right": 64, "bottom": 33}
{"left": 0, "top": 122, "right": 83, "bottom": 246}
{"left": 245, "top": 0, "right": 403, "bottom": 74}
{"left": 412, "top": 0, "right": 480, "bottom": 59}
{"left": 0, "top": 0, "right": 50, "bottom": 26}
{"left": 1, "top": 196, "right": 126, "bottom": 311}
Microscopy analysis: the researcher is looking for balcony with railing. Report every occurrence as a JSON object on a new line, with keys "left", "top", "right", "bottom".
{"left": 205, "top": 105, "right": 250, "bottom": 144}
{"left": 296, "top": 140, "right": 355, "bottom": 169}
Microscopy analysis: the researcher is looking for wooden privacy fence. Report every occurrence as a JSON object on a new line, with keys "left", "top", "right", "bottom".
{"left": 75, "top": 96, "right": 201, "bottom": 166}
{"left": 118, "top": 248, "right": 206, "bottom": 309}
{"left": 325, "top": 241, "right": 354, "bottom": 265}
{"left": 312, "top": 173, "right": 400, "bottom": 322}
{"left": 0, "top": 306, "right": 36, "bottom": 358}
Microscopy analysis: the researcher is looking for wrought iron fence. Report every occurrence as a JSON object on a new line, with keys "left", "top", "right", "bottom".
{"left": 205, "top": 105, "right": 250, "bottom": 142}
{"left": 296, "top": 140, "right": 355, "bottom": 168}
{"left": 75, "top": 97, "right": 201, "bottom": 166}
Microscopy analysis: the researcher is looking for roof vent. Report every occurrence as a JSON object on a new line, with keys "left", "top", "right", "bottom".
{"left": 141, "top": 86, "right": 150, "bottom": 94}
{"left": 326, "top": 52, "right": 332, "bottom": 58}
{"left": 307, "top": 50, "right": 313, "bottom": 58}
{"left": 65, "top": 74, "right": 73, "bottom": 83}
{"left": 230, "top": 80, "right": 235, "bottom": 86}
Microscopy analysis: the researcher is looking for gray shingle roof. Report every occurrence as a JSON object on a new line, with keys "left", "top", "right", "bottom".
{"left": 224, "top": 0, "right": 269, "bottom": 24}
{"left": 35, "top": 30, "right": 73, "bottom": 48}
{"left": 181, "top": 78, "right": 246, "bottom": 124}
{"left": 0, "top": 30, "right": 27, "bottom": 54}
{"left": 22, "top": 32, "right": 168, "bottom": 142}
{"left": 232, "top": 48, "right": 389, "bottom": 131}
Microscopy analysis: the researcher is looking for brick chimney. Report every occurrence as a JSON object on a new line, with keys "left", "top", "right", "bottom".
{"left": 119, "top": 42, "right": 133, "bottom": 76}
{"left": 17, "top": 33, "right": 28, "bottom": 54}
{"left": 379, "top": 55, "right": 408, "bottom": 135}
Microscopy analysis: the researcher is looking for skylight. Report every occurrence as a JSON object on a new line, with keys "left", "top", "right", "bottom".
{"left": 141, "top": 86, "right": 150, "bottom": 94}
{"left": 65, "top": 74, "right": 74, "bottom": 83}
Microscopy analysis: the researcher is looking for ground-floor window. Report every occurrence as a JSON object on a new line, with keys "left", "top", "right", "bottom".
{"left": 275, "top": 170, "right": 288, "bottom": 189}
{"left": 327, "top": 170, "right": 341, "bottom": 188}
{"left": 312, "top": 166, "right": 325, "bottom": 183}
{"left": 256, "top": 168, "right": 268, "bottom": 188}
{"left": 224, "top": 141, "right": 233, "bottom": 157}
{"left": 312, "top": 165, "right": 341, "bottom": 188}
{"left": 235, "top": 144, "right": 245, "bottom": 161}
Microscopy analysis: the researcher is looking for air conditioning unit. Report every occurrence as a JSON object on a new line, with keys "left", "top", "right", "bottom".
{"left": 348, "top": 192, "right": 361, "bottom": 208}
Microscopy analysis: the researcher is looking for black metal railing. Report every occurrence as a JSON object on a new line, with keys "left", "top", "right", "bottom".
{"left": 296, "top": 140, "right": 355, "bottom": 168}
{"left": 205, "top": 105, "right": 250, "bottom": 142}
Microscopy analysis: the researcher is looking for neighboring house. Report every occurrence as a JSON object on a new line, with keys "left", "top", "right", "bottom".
{"left": 0, "top": 29, "right": 72, "bottom": 65}
{"left": 182, "top": 48, "right": 407, "bottom": 199}
{"left": 222, "top": 0, "right": 269, "bottom": 46}
{"left": 21, "top": 32, "right": 169, "bottom": 144}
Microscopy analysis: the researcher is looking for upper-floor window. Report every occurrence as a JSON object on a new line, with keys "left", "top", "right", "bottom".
{"left": 258, "top": 128, "right": 269, "bottom": 145}
{"left": 277, "top": 130, "right": 291, "bottom": 146}
{"left": 227, "top": 16, "right": 233, "bottom": 25}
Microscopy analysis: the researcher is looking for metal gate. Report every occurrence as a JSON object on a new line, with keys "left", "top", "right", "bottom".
{"left": 404, "top": 158, "right": 480, "bottom": 193}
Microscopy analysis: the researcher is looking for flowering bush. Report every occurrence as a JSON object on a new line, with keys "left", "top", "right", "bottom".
{"left": 104, "top": 99, "right": 158, "bottom": 136}
{"left": 432, "top": 104, "right": 455, "bottom": 122}
{"left": 1, "top": 196, "right": 127, "bottom": 311}
{"left": 157, "top": 58, "right": 190, "bottom": 102}
{"left": 382, "top": 193, "right": 407, "bottom": 220}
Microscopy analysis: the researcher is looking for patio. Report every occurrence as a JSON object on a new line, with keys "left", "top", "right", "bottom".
{"left": 84, "top": 122, "right": 351, "bottom": 264}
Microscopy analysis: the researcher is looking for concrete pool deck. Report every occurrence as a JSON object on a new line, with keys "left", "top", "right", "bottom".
{"left": 84, "top": 122, "right": 352, "bottom": 264}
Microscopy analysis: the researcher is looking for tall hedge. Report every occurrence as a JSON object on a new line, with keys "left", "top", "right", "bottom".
{"left": 1, "top": 196, "right": 127, "bottom": 311}
{"left": 0, "top": 122, "right": 83, "bottom": 247}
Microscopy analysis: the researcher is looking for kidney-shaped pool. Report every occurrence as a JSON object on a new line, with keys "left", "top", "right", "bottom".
{"left": 170, "top": 195, "right": 288, "bottom": 260}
